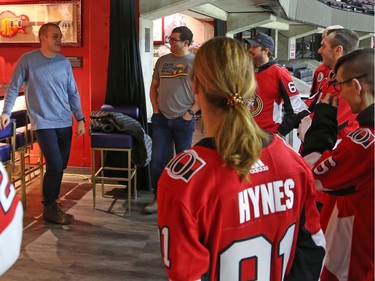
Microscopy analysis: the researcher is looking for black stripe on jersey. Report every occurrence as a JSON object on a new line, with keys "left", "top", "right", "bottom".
{"left": 195, "top": 133, "right": 274, "bottom": 151}
{"left": 325, "top": 186, "right": 356, "bottom": 195}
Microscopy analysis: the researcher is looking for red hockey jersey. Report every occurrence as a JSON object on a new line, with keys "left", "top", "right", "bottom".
{"left": 0, "top": 162, "right": 23, "bottom": 276}
{"left": 299, "top": 76, "right": 358, "bottom": 143}
{"left": 310, "top": 64, "right": 331, "bottom": 97}
{"left": 249, "top": 61, "right": 309, "bottom": 136}
{"left": 304, "top": 104, "right": 374, "bottom": 281}
{"left": 158, "top": 135, "right": 325, "bottom": 281}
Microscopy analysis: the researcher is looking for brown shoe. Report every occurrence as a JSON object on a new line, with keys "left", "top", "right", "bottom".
{"left": 43, "top": 203, "right": 74, "bottom": 225}
{"left": 143, "top": 200, "right": 157, "bottom": 214}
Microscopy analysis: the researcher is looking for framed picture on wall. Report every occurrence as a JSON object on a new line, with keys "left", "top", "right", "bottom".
{"left": 153, "top": 18, "right": 164, "bottom": 45}
{"left": 0, "top": 0, "right": 82, "bottom": 47}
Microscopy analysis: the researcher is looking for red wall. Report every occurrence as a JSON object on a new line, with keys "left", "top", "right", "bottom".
{"left": 0, "top": 0, "right": 110, "bottom": 167}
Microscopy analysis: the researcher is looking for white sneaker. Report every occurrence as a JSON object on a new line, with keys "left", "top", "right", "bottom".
{"left": 143, "top": 200, "right": 157, "bottom": 214}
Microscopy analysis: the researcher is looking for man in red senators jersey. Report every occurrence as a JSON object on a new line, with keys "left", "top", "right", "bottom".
{"left": 244, "top": 32, "right": 309, "bottom": 136}
{"left": 157, "top": 37, "right": 325, "bottom": 281}
{"left": 299, "top": 28, "right": 359, "bottom": 144}
{"left": 302, "top": 48, "right": 374, "bottom": 281}
{"left": 0, "top": 162, "right": 23, "bottom": 275}
{"left": 298, "top": 28, "right": 360, "bottom": 241}
{"left": 310, "top": 25, "right": 344, "bottom": 98}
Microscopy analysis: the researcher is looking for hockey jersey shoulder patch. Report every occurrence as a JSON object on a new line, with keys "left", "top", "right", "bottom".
{"left": 166, "top": 150, "right": 206, "bottom": 183}
{"left": 347, "top": 128, "right": 374, "bottom": 149}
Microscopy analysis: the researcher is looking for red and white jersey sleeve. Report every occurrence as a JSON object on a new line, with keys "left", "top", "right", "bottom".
{"left": 0, "top": 162, "right": 23, "bottom": 276}
{"left": 309, "top": 126, "right": 374, "bottom": 281}
{"left": 157, "top": 136, "right": 325, "bottom": 281}
{"left": 299, "top": 79, "right": 358, "bottom": 143}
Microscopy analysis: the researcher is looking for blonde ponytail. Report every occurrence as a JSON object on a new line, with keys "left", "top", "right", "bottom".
{"left": 192, "top": 37, "right": 269, "bottom": 181}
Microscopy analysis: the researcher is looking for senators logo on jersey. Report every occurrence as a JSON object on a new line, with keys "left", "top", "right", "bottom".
{"left": 348, "top": 128, "right": 374, "bottom": 149}
{"left": 317, "top": 71, "right": 325, "bottom": 83}
{"left": 245, "top": 94, "right": 263, "bottom": 117}
{"left": 166, "top": 150, "right": 206, "bottom": 182}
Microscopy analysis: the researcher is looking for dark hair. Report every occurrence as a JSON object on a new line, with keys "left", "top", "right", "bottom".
{"left": 327, "top": 28, "right": 359, "bottom": 54}
{"left": 334, "top": 48, "right": 374, "bottom": 95}
{"left": 171, "top": 26, "right": 193, "bottom": 46}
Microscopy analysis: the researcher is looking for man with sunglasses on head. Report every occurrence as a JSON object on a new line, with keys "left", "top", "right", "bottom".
{"left": 302, "top": 48, "right": 374, "bottom": 281}
{"left": 144, "top": 26, "right": 199, "bottom": 214}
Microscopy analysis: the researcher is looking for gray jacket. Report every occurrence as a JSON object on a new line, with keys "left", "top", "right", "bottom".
{"left": 90, "top": 111, "right": 152, "bottom": 167}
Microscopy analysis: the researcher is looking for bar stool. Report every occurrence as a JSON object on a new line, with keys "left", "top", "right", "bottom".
{"left": 0, "top": 120, "right": 15, "bottom": 180}
{"left": 90, "top": 104, "right": 139, "bottom": 211}
{"left": 10, "top": 110, "right": 44, "bottom": 206}
{"left": 10, "top": 110, "right": 28, "bottom": 205}
{"left": 12, "top": 110, "right": 43, "bottom": 181}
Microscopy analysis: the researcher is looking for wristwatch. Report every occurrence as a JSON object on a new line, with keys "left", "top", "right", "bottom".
{"left": 187, "top": 109, "right": 195, "bottom": 117}
{"left": 78, "top": 117, "right": 86, "bottom": 123}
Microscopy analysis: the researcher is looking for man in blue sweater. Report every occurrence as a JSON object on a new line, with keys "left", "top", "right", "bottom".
{"left": 0, "top": 23, "right": 85, "bottom": 225}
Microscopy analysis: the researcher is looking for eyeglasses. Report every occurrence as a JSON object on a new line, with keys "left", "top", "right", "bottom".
{"left": 167, "top": 36, "right": 183, "bottom": 43}
{"left": 332, "top": 74, "right": 367, "bottom": 92}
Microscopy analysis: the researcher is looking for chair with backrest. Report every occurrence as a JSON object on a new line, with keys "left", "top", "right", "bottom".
{"left": 0, "top": 120, "right": 15, "bottom": 180}
{"left": 10, "top": 110, "right": 44, "bottom": 206}
{"left": 10, "top": 110, "right": 30, "bottom": 206}
{"left": 90, "top": 104, "right": 139, "bottom": 211}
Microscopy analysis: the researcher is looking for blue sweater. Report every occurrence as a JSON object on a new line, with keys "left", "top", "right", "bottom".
{"left": 3, "top": 49, "right": 84, "bottom": 130}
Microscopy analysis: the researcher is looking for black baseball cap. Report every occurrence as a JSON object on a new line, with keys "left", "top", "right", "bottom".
{"left": 245, "top": 32, "right": 275, "bottom": 52}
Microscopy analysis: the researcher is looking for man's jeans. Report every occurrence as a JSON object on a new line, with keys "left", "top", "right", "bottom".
{"left": 35, "top": 127, "right": 72, "bottom": 206}
{"left": 151, "top": 113, "right": 195, "bottom": 196}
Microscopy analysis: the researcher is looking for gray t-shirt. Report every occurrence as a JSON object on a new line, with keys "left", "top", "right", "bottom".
{"left": 152, "top": 52, "right": 195, "bottom": 119}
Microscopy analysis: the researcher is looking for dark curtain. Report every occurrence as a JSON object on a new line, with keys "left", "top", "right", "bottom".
{"left": 104, "top": 0, "right": 151, "bottom": 190}
{"left": 214, "top": 19, "right": 227, "bottom": 37}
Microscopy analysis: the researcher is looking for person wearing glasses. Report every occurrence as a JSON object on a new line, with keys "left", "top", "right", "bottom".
{"left": 298, "top": 29, "right": 359, "bottom": 241}
{"left": 144, "top": 26, "right": 199, "bottom": 214}
{"left": 0, "top": 23, "right": 85, "bottom": 225}
{"left": 157, "top": 37, "right": 325, "bottom": 281}
{"left": 302, "top": 48, "right": 374, "bottom": 281}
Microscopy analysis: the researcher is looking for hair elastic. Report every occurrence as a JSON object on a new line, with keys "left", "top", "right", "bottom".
{"left": 227, "top": 93, "right": 243, "bottom": 107}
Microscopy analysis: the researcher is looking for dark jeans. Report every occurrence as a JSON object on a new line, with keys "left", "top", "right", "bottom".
{"left": 151, "top": 113, "right": 195, "bottom": 197}
{"left": 35, "top": 127, "right": 72, "bottom": 206}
